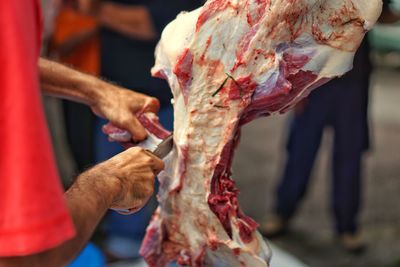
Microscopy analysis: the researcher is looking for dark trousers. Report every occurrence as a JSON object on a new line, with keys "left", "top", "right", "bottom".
{"left": 275, "top": 78, "right": 369, "bottom": 234}
{"left": 63, "top": 101, "right": 95, "bottom": 171}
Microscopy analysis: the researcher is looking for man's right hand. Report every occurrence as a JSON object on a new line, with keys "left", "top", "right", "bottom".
{"left": 0, "top": 147, "right": 164, "bottom": 267}
{"left": 81, "top": 147, "right": 164, "bottom": 214}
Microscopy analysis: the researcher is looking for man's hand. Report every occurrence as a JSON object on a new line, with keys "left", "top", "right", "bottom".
{"left": 39, "top": 58, "right": 160, "bottom": 142}
{"left": 92, "top": 87, "right": 160, "bottom": 142}
{"left": 80, "top": 147, "right": 164, "bottom": 214}
{"left": 0, "top": 147, "right": 164, "bottom": 267}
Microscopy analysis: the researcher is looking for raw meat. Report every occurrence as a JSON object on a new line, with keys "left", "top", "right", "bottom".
{"left": 103, "top": 113, "right": 171, "bottom": 150}
{"left": 106, "top": 1, "right": 382, "bottom": 266}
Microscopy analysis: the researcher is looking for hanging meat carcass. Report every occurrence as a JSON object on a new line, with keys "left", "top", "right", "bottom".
{"left": 105, "top": 1, "right": 382, "bottom": 266}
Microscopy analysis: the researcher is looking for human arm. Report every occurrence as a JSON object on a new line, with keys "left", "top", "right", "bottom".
{"left": 98, "top": 2, "right": 157, "bottom": 41}
{"left": 97, "top": 0, "right": 204, "bottom": 41}
{"left": 0, "top": 147, "right": 164, "bottom": 267}
{"left": 39, "top": 58, "right": 159, "bottom": 141}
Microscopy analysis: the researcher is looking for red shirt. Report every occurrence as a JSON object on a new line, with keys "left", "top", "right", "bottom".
{"left": 0, "top": 0, "right": 75, "bottom": 256}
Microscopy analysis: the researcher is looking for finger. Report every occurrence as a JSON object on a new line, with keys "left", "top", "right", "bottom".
{"left": 143, "top": 97, "right": 160, "bottom": 114}
{"left": 103, "top": 123, "right": 132, "bottom": 142}
{"left": 124, "top": 116, "right": 148, "bottom": 142}
{"left": 143, "top": 151, "right": 165, "bottom": 174}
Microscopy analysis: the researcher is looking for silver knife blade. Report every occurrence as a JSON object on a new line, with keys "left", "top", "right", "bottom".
{"left": 152, "top": 135, "right": 174, "bottom": 159}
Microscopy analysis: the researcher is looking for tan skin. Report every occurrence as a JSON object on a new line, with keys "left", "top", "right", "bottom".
{"left": 0, "top": 147, "right": 164, "bottom": 267}
{"left": 39, "top": 58, "right": 159, "bottom": 141}
{"left": 97, "top": 2, "right": 157, "bottom": 41}
{"left": 0, "top": 59, "right": 164, "bottom": 266}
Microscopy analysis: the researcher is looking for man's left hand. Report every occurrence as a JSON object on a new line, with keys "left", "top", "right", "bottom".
{"left": 91, "top": 86, "right": 160, "bottom": 142}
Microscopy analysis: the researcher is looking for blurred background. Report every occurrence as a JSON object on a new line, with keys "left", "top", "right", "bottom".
{"left": 40, "top": 0, "right": 400, "bottom": 266}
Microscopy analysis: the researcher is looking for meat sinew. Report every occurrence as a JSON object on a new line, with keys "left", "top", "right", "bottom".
{"left": 110, "top": 1, "right": 382, "bottom": 266}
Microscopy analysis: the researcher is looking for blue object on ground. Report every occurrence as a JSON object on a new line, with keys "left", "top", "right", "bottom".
{"left": 69, "top": 243, "right": 105, "bottom": 267}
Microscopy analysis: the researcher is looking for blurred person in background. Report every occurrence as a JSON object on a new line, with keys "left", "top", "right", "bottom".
{"left": 0, "top": 1, "right": 164, "bottom": 266}
{"left": 260, "top": 0, "right": 400, "bottom": 254}
{"left": 93, "top": 0, "right": 203, "bottom": 261}
{"left": 48, "top": 1, "right": 100, "bottom": 173}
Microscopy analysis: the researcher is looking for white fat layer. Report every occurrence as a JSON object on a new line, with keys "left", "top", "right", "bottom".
{"left": 294, "top": 34, "right": 355, "bottom": 78}
{"left": 146, "top": 1, "right": 382, "bottom": 266}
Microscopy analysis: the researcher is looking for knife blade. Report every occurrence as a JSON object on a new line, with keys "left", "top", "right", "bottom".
{"left": 151, "top": 134, "right": 174, "bottom": 159}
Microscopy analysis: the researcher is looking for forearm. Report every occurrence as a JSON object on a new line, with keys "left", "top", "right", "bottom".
{"left": 39, "top": 57, "right": 109, "bottom": 106}
{"left": 39, "top": 57, "right": 160, "bottom": 141}
{"left": 99, "top": 3, "right": 156, "bottom": 40}
{"left": 43, "top": 172, "right": 117, "bottom": 266}
{"left": 0, "top": 172, "right": 118, "bottom": 267}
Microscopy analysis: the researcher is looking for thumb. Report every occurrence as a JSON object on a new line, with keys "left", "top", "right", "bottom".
{"left": 124, "top": 115, "right": 148, "bottom": 142}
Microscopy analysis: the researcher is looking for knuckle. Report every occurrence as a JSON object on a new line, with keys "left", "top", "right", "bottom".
{"left": 135, "top": 147, "right": 145, "bottom": 153}
{"left": 153, "top": 161, "right": 164, "bottom": 173}
{"left": 144, "top": 156, "right": 154, "bottom": 165}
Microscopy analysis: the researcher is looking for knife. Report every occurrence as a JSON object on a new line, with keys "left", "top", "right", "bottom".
{"left": 151, "top": 134, "right": 174, "bottom": 159}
